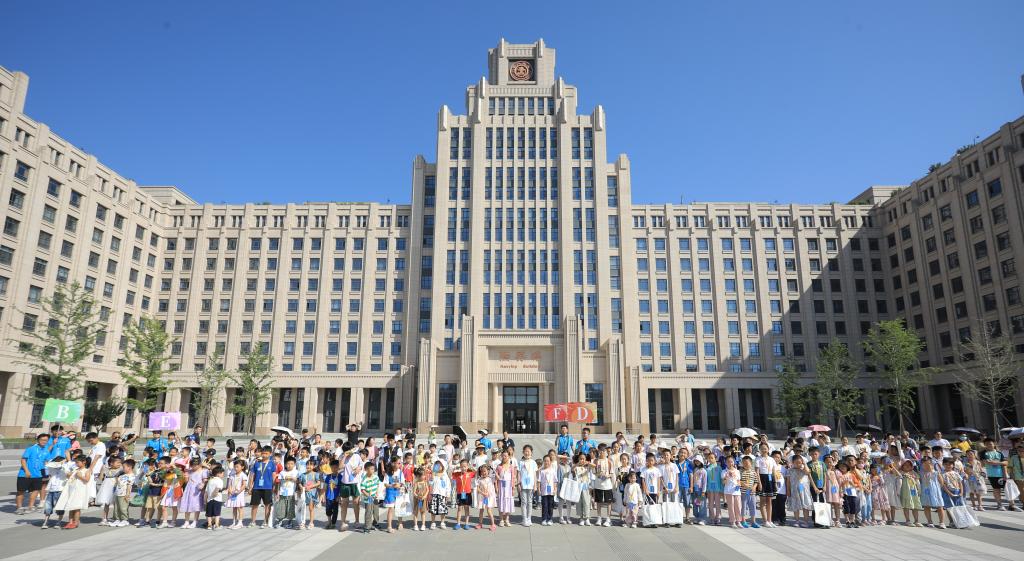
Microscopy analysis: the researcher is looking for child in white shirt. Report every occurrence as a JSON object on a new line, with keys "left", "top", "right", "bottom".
{"left": 274, "top": 458, "right": 299, "bottom": 528}
{"left": 640, "top": 453, "right": 663, "bottom": 503}
{"left": 41, "top": 458, "right": 71, "bottom": 529}
{"left": 111, "top": 458, "right": 136, "bottom": 527}
{"left": 537, "top": 457, "right": 559, "bottom": 525}
{"left": 623, "top": 472, "right": 642, "bottom": 528}
{"left": 205, "top": 466, "right": 226, "bottom": 530}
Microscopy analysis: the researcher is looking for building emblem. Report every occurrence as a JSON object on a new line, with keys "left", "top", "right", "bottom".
{"left": 508, "top": 60, "right": 533, "bottom": 81}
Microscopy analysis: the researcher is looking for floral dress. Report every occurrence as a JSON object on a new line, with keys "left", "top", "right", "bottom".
{"left": 225, "top": 471, "right": 248, "bottom": 508}
{"left": 476, "top": 475, "right": 496, "bottom": 509}
{"left": 825, "top": 469, "right": 842, "bottom": 505}
{"left": 496, "top": 464, "right": 516, "bottom": 514}
{"left": 966, "top": 460, "right": 987, "bottom": 495}
{"left": 179, "top": 468, "right": 208, "bottom": 513}
{"left": 883, "top": 468, "right": 903, "bottom": 509}
{"left": 871, "top": 475, "right": 890, "bottom": 511}
{"left": 920, "top": 471, "right": 944, "bottom": 509}
{"left": 705, "top": 461, "right": 723, "bottom": 494}
{"left": 786, "top": 469, "right": 813, "bottom": 512}
{"left": 900, "top": 473, "right": 922, "bottom": 510}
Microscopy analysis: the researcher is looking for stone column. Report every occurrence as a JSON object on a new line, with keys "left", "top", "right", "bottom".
{"left": 350, "top": 387, "right": 365, "bottom": 425}
{"left": 109, "top": 383, "right": 130, "bottom": 432}
{"left": 916, "top": 386, "right": 936, "bottom": 432}
{"left": 416, "top": 338, "right": 435, "bottom": 433}
{"left": 165, "top": 389, "right": 183, "bottom": 413}
{"left": 303, "top": 387, "right": 319, "bottom": 433}
{"left": 679, "top": 388, "right": 693, "bottom": 431}
{"left": 605, "top": 338, "right": 624, "bottom": 427}
{"left": 724, "top": 388, "right": 741, "bottom": 430}
{"left": 627, "top": 367, "right": 646, "bottom": 433}
{"left": 0, "top": 372, "right": 34, "bottom": 435}
{"left": 491, "top": 384, "right": 501, "bottom": 433}
{"left": 209, "top": 387, "right": 228, "bottom": 436}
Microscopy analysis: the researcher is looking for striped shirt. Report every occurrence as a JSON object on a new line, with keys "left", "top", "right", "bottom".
{"left": 740, "top": 469, "right": 759, "bottom": 492}
{"left": 359, "top": 474, "right": 380, "bottom": 498}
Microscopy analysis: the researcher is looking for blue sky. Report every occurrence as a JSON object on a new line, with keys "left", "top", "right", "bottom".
{"left": 7, "top": 1, "right": 1023, "bottom": 205}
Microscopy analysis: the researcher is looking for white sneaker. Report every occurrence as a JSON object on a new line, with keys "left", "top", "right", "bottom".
{"left": 430, "top": 522, "right": 437, "bottom": 530}
{"left": 560, "top": 517, "right": 567, "bottom": 524}
{"left": 99, "top": 519, "right": 109, "bottom": 527}
{"left": 440, "top": 522, "right": 448, "bottom": 529}
{"left": 524, "top": 520, "right": 532, "bottom": 527}
{"left": 158, "top": 521, "right": 170, "bottom": 529}
{"left": 603, "top": 519, "right": 611, "bottom": 527}
{"left": 585, "top": 520, "right": 592, "bottom": 526}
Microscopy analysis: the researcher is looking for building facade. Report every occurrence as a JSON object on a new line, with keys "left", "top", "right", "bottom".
{"left": 1, "top": 40, "right": 1022, "bottom": 436}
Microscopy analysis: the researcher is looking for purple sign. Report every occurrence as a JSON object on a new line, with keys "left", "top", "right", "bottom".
{"left": 148, "top": 411, "right": 181, "bottom": 431}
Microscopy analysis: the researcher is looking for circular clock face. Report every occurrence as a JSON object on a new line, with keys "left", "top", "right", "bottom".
{"left": 509, "top": 60, "right": 533, "bottom": 81}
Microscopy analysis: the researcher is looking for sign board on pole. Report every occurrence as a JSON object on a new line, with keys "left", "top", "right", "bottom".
{"left": 544, "top": 402, "right": 598, "bottom": 423}
{"left": 148, "top": 411, "right": 181, "bottom": 431}
{"left": 41, "top": 399, "right": 83, "bottom": 423}
{"left": 544, "top": 403, "right": 568, "bottom": 422}
{"left": 567, "top": 402, "right": 598, "bottom": 423}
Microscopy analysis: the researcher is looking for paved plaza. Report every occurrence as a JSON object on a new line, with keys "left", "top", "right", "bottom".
{"left": 2, "top": 444, "right": 1023, "bottom": 561}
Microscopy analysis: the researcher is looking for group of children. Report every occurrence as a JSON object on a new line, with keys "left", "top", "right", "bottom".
{"left": 19, "top": 429, "right": 1024, "bottom": 533}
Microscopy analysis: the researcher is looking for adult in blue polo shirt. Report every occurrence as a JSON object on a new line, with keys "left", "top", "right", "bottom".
{"left": 556, "top": 424, "right": 575, "bottom": 456}
{"left": 16, "top": 434, "right": 51, "bottom": 514}
{"left": 477, "top": 429, "right": 493, "bottom": 450}
{"left": 146, "top": 430, "right": 169, "bottom": 457}
{"left": 576, "top": 427, "right": 597, "bottom": 454}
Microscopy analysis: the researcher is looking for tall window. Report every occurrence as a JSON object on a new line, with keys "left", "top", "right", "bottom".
{"left": 438, "top": 384, "right": 458, "bottom": 425}
{"left": 584, "top": 383, "right": 604, "bottom": 425}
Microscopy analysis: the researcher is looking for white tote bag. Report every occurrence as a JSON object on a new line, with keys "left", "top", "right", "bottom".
{"left": 394, "top": 492, "right": 412, "bottom": 517}
{"left": 641, "top": 500, "right": 664, "bottom": 527}
{"left": 559, "top": 477, "right": 582, "bottom": 503}
{"left": 947, "top": 505, "right": 980, "bottom": 529}
{"left": 813, "top": 501, "right": 832, "bottom": 527}
{"left": 1006, "top": 481, "right": 1021, "bottom": 502}
{"left": 662, "top": 501, "right": 684, "bottom": 525}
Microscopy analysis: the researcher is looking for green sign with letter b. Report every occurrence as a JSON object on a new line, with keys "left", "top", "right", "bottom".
{"left": 41, "top": 398, "right": 83, "bottom": 423}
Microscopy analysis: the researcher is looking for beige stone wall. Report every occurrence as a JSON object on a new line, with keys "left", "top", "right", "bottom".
{"left": 1, "top": 41, "right": 1023, "bottom": 437}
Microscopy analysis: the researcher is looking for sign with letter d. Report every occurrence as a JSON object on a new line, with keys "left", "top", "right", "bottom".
{"left": 567, "top": 402, "right": 598, "bottom": 423}
{"left": 148, "top": 411, "right": 181, "bottom": 431}
{"left": 41, "top": 399, "right": 83, "bottom": 423}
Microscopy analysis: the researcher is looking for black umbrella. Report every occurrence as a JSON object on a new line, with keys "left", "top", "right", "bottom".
{"left": 856, "top": 423, "right": 882, "bottom": 432}
{"left": 949, "top": 427, "right": 981, "bottom": 435}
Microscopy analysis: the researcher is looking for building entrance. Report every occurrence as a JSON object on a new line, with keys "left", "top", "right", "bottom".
{"left": 502, "top": 386, "right": 539, "bottom": 433}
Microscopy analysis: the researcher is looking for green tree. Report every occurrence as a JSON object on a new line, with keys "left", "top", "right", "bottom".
{"left": 191, "top": 349, "right": 229, "bottom": 430}
{"left": 83, "top": 399, "right": 126, "bottom": 431}
{"left": 119, "top": 316, "right": 175, "bottom": 432}
{"left": 770, "top": 360, "right": 810, "bottom": 429}
{"left": 12, "top": 281, "right": 106, "bottom": 405}
{"left": 953, "top": 321, "right": 1021, "bottom": 435}
{"left": 230, "top": 343, "right": 274, "bottom": 435}
{"left": 862, "top": 320, "right": 932, "bottom": 434}
{"left": 813, "top": 339, "right": 864, "bottom": 437}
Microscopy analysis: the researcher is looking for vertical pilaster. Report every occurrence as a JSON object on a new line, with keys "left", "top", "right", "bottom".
{"left": 0, "top": 373, "right": 34, "bottom": 434}
{"left": 350, "top": 388, "right": 365, "bottom": 425}
{"left": 303, "top": 387, "right": 319, "bottom": 433}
